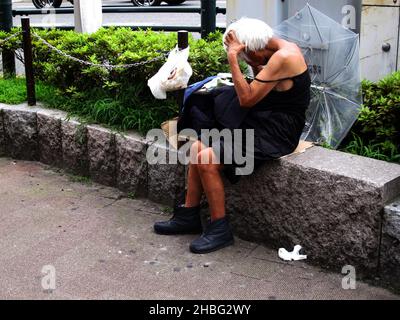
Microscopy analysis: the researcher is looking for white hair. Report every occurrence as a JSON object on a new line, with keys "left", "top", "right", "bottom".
{"left": 223, "top": 17, "right": 274, "bottom": 53}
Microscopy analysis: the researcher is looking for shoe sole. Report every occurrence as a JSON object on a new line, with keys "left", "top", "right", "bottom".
{"left": 154, "top": 228, "right": 203, "bottom": 236}
{"left": 189, "top": 239, "right": 235, "bottom": 254}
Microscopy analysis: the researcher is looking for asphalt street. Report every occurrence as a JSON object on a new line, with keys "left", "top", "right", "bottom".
{"left": 0, "top": 156, "right": 398, "bottom": 299}
{"left": 12, "top": 0, "right": 227, "bottom": 30}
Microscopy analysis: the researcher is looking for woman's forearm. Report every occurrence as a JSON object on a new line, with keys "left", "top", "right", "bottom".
{"left": 228, "top": 53, "right": 252, "bottom": 107}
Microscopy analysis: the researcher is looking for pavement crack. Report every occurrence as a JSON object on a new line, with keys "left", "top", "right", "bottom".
{"left": 102, "top": 194, "right": 124, "bottom": 201}
{"left": 102, "top": 196, "right": 124, "bottom": 208}
{"left": 244, "top": 245, "right": 260, "bottom": 258}
{"left": 102, "top": 202, "right": 115, "bottom": 209}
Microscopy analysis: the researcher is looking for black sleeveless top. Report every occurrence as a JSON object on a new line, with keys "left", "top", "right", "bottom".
{"left": 240, "top": 70, "right": 311, "bottom": 159}
{"left": 252, "top": 70, "right": 311, "bottom": 114}
{"left": 177, "top": 70, "right": 311, "bottom": 161}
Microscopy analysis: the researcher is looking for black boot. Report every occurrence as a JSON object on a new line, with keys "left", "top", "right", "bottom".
{"left": 154, "top": 205, "right": 202, "bottom": 235}
{"left": 190, "top": 217, "right": 234, "bottom": 254}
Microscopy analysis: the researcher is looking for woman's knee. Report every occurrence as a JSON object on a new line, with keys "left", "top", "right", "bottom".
{"left": 189, "top": 141, "right": 205, "bottom": 164}
{"left": 191, "top": 140, "right": 206, "bottom": 153}
{"left": 196, "top": 148, "right": 222, "bottom": 173}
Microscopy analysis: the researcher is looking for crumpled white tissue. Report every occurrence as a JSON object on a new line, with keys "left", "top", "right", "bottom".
{"left": 278, "top": 245, "right": 307, "bottom": 262}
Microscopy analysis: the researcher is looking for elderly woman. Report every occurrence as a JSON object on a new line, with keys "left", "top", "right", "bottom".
{"left": 154, "top": 18, "right": 311, "bottom": 254}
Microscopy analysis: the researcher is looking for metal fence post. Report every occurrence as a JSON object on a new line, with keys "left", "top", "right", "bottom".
{"left": 201, "top": 0, "right": 216, "bottom": 39}
{"left": 177, "top": 30, "right": 189, "bottom": 199}
{"left": 0, "top": 0, "right": 16, "bottom": 78}
{"left": 176, "top": 30, "right": 188, "bottom": 109}
{"left": 21, "top": 17, "right": 36, "bottom": 106}
{"left": 178, "top": 30, "right": 188, "bottom": 51}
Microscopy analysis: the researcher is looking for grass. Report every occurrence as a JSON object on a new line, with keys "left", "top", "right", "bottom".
{"left": 68, "top": 173, "right": 92, "bottom": 185}
{"left": 162, "top": 207, "right": 174, "bottom": 214}
{"left": 340, "top": 133, "right": 400, "bottom": 163}
{"left": 0, "top": 76, "right": 179, "bottom": 134}
{"left": 0, "top": 77, "right": 33, "bottom": 104}
{"left": 127, "top": 191, "right": 136, "bottom": 199}
{"left": 0, "top": 77, "right": 65, "bottom": 105}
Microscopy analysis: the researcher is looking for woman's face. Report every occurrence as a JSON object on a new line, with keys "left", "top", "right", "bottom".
{"left": 242, "top": 50, "right": 268, "bottom": 68}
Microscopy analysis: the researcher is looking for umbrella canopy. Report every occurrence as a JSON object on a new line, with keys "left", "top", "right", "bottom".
{"left": 74, "top": 0, "right": 102, "bottom": 34}
{"left": 274, "top": 4, "right": 362, "bottom": 149}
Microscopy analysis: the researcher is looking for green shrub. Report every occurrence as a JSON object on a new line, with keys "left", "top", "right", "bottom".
{"left": 2, "top": 27, "right": 229, "bottom": 91}
{"left": 0, "top": 27, "right": 230, "bottom": 133}
{"left": 358, "top": 72, "right": 399, "bottom": 143}
{"left": 339, "top": 71, "right": 400, "bottom": 163}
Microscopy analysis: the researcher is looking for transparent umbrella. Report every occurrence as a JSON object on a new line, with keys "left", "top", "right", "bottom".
{"left": 274, "top": 4, "right": 362, "bottom": 149}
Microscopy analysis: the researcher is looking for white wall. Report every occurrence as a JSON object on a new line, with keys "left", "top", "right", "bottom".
{"left": 226, "top": 0, "right": 286, "bottom": 27}
{"left": 360, "top": 0, "right": 400, "bottom": 81}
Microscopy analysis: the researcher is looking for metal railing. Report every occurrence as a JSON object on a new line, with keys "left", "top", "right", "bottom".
{"left": 11, "top": 1, "right": 226, "bottom": 36}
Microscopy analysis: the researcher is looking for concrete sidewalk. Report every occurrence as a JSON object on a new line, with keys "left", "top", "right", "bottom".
{"left": 0, "top": 157, "right": 398, "bottom": 300}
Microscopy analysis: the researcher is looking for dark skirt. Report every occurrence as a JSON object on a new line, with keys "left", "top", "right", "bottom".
{"left": 187, "top": 94, "right": 305, "bottom": 166}
{"left": 178, "top": 72, "right": 311, "bottom": 184}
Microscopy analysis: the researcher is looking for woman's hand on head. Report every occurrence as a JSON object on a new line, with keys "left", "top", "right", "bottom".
{"left": 224, "top": 31, "right": 246, "bottom": 57}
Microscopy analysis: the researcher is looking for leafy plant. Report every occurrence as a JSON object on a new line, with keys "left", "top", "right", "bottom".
{"left": 339, "top": 71, "right": 400, "bottom": 163}
{"left": 1, "top": 28, "right": 230, "bottom": 133}
{"left": 343, "top": 133, "right": 400, "bottom": 163}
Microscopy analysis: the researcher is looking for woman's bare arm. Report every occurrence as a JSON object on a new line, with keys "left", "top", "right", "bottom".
{"left": 228, "top": 52, "right": 285, "bottom": 108}
{"left": 251, "top": 65, "right": 264, "bottom": 77}
{"left": 225, "top": 30, "right": 286, "bottom": 108}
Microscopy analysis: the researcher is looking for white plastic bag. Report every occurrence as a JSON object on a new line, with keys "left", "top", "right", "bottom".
{"left": 148, "top": 46, "right": 193, "bottom": 100}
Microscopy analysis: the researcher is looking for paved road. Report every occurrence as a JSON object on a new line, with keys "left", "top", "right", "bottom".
{"left": 12, "top": 0, "right": 227, "bottom": 30}
{"left": 0, "top": 156, "right": 398, "bottom": 299}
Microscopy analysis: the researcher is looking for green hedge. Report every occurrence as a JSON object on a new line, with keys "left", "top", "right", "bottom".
{"left": 0, "top": 27, "right": 230, "bottom": 133}
{"left": 1, "top": 27, "right": 229, "bottom": 88}
{"left": 340, "top": 71, "right": 400, "bottom": 163}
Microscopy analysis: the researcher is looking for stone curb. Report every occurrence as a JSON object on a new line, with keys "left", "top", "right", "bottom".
{"left": 61, "top": 118, "right": 89, "bottom": 176}
{"left": 1, "top": 102, "right": 400, "bottom": 292}
{"left": 0, "top": 109, "right": 5, "bottom": 157}
{"left": 3, "top": 105, "right": 40, "bottom": 161}
{"left": 115, "top": 133, "right": 148, "bottom": 197}
{"left": 37, "top": 109, "right": 67, "bottom": 167}
{"left": 381, "top": 198, "right": 400, "bottom": 292}
{"left": 0, "top": 103, "right": 186, "bottom": 207}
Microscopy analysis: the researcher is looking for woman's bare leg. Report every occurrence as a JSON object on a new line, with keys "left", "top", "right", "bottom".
{"left": 185, "top": 163, "right": 203, "bottom": 208}
{"left": 197, "top": 148, "right": 225, "bottom": 221}
{"left": 187, "top": 147, "right": 234, "bottom": 254}
{"left": 185, "top": 141, "right": 206, "bottom": 208}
